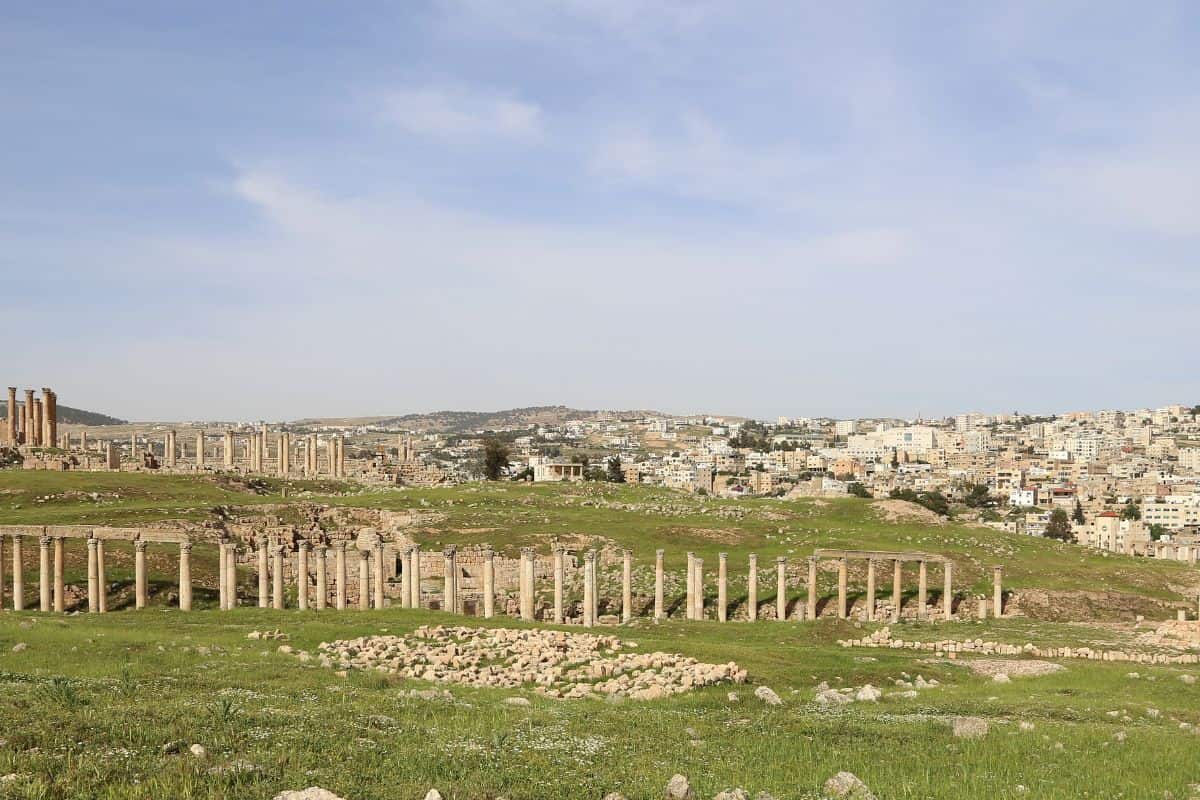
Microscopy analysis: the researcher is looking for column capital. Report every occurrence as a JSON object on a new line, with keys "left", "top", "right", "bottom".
{"left": 297, "top": 540, "right": 311, "bottom": 552}
{"left": 993, "top": 565, "right": 1003, "bottom": 574}
{"left": 622, "top": 549, "right": 632, "bottom": 558}
{"left": 39, "top": 535, "right": 52, "bottom": 547}
{"left": 748, "top": 552, "right": 758, "bottom": 562}
{"left": 87, "top": 536, "right": 99, "bottom": 549}
{"left": 180, "top": 541, "right": 193, "bottom": 554}
{"left": 135, "top": 540, "right": 149, "bottom": 553}
{"left": 334, "top": 540, "right": 347, "bottom": 552}
{"left": 551, "top": 542, "right": 565, "bottom": 554}
{"left": 776, "top": 556, "right": 787, "bottom": 565}
{"left": 443, "top": 544, "right": 457, "bottom": 557}
{"left": 314, "top": 544, "right": 327, "bottom": 556}
{"left": 718, "top": 551, "right": 728, "bottom": 560}
{"left": 481, "top": 547, "right": 494, "bottom": 559}
{"left": 520, "top": 546, "right": 535, "bottom": 557}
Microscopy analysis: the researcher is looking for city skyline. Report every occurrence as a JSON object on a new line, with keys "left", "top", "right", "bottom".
{"left": 3, "top": 2, "right": 1199, "bottom": 420}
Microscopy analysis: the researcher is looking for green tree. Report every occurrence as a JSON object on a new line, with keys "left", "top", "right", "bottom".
{"left": 963, "top": 483, "right": 992, "bottom": 508}
{"left": 847, "top": 482, "right": 871, "bottom": 498}
{"left": 606, "top": 456, "right": 626, "bottom": 483}
{"left": 1120, "top": 501, "right": 1141, "bottom": 521}
{"left": 1149, "top": 523, "right": 1166, "bottom": 541}
{"left": 1045, "top": 508, "right": 1073, "bottom": 541}
{"left": 482, "top": 438, "right": 510, "bottom": 481}
{"left": 1072, "top": 500, "right": 1086, "bottom": 525}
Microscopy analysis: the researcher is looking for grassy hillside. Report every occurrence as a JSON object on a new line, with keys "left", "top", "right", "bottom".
{"left": 0, "top": 472, "right": 1196, "bottom": 613}
{"left": 0, "top": 402, "right": 126, "bottom": 426}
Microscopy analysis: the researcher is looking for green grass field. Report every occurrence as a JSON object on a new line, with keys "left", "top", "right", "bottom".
{"left": 0, "top": 609, "right": 1198, "bottom": 799}
{"left": 0, "top": 471, "right": 1198, "bottom": 799}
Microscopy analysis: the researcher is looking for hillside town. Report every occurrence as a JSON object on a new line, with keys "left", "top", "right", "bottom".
{"left": 6, "top": 386, "right": 1199, "bottom": 563}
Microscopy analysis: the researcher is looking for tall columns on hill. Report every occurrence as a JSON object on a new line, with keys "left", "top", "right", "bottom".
{"left": 943, "top": 561, "right": 953, "bottom": 619}
{"left": 776, "top": 557, "right": 787, "bottom": 621}
{"left": 178, "top": 542, "right": 192, "bottom": 611}
{"left": 654, "top": 549, "right": 665, "bottom": 621}
{"left": 747, "top": 553, "right": 758, "bottom": 621}
{"left": 717, "top": 552, "right": 728, "bottom": 622}
{"left": 38, "top": 536, "right": 51, "bottom": 612}
{"left": 891, "top": 559, "right": 902, "bottom": 623}
{"left": 807, "top": 556, "right": 818, "bottom": 620}
{"left": 258, "top": 538, "right": 270, "bottom": 608}
{"left": 11, "top": 535, "right": 23, "bottom": 611}
{"left": 993, "top": 566, "right": 1004, "bottom": 618}
{"left": 373, "top": 542, "right": 385, "bottom": 610}
{"left": 297, "top": 541, "right": 309, "bottom": 610}
{"left": 482, "top": 547, "right": 495, "bottom": 619}
{"left": 621, "top": 549, "right": 633, "bottom": 623}
{"left": 358, "top": 549, "right": 370, "bottom": 610}
{"left": 334, "top": 541, "right": 347, "bottom": 610}
{"left": 443, "top": 546, "right": 458, "bottom": 614}
{"left": 134, "top": 540, "right": 148, "bottom": 609}
{"left": 314, "top": 545, "right": 327, "bottom": 610}
{"left": 918, "top": 560, "right": 928, "bottom": 620}
{"left": 552, "top": 545, "right": 565, "bottom": 624}
{"left": 273, "top": 546, "right": 285, "bottom": 610}
{"left": 408, "top": 544, "right": 420, "bottom": 608}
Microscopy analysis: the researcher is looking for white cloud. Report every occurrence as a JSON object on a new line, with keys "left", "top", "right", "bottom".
{"left": 379, "top": 85, "right": 543, "bottom": 141}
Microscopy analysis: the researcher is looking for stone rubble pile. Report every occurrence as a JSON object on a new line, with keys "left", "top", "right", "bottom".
{"left": 307, "top": 625, "right": 747, "bottom": 700}
{"left": 840, "top": 627, "right": 1200, "bottom": 664}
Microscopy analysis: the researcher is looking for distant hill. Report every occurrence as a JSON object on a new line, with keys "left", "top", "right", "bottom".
{"left": 0, "top": 402, "right": 126, "bottom": 427}
{"left": 297, "top": 405, "right": 664, "bottom": 433}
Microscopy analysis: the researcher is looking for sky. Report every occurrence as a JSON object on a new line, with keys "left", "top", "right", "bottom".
{"left": 2, "top": 1, "right": 1198, "bottom": 422}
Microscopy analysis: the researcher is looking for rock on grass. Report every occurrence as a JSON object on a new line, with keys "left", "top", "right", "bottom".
{"left": 823, "top": 771, "right": 877, "bottom": 799}
{"left": 952, "top": 717, "right": 989, "bottom": 739}
{"left": 272, "top": 789, "right": 347, "bottom": 800}
{"left": 665, "top": 773, "right": 696, "bottom": 799}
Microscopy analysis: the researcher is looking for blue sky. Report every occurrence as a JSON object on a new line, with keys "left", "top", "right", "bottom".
{"left": 2, "top": 1, "right": 1198, "bottom": 421}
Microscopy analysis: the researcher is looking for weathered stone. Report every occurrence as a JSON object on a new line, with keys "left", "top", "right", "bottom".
{"left": 666, "top": 773, "right": 697, "bottom": 800}
{"left": 272, "top": 789, "right": 347, "bottom": 800}
{"left": 822, "top": 771, "right": 876, "bottom": 800}
{"left": 952, "top": 717, "right": 989, "bottom": 739}
{"left": 754, "top": 686, "right": 782, "bottom": 706}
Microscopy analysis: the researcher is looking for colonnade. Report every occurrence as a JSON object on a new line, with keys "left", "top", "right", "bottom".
{"left": 0, "top": 527, "right": 1006, "bottom": 624}
{"left": 0, "top": 527, "right": 194, "bottom": 613}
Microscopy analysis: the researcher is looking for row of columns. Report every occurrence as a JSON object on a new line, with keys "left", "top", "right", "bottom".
{"left": 123, "top": 430, "right": 348, "bottom": 477}
{"left": 4, "top": 387, "right": 56, "bottom": 448}
{"left": 0, "top": 535, "right": 193, "bottom": 612}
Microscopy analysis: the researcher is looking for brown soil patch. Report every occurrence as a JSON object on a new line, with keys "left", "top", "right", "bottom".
{"left": 871, "top": 499, "right": 945, "bottom": 525}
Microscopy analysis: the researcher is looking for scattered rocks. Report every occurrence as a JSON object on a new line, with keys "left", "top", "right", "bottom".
{"left": 272, "top": 789, "right": 346, "bottom": 800}
{"left": 1180, "top": 674, "right": 1196, "bottom": 685}
{"left": 714, "top": 789, "right": 750, "bottom": 800}
{"left": 424, "top": 790, "right": 443, "bottom": 800}
{"left": 815, "top": 688, "right": 853, "bottom": 706}
{"left": 754, "top": 686, "right": 782, "bottom": 706}
{"left": 207, "top": 759, "right": 262, "bottom": 778}
{"left": 822, "top": 771, "right": 877, "bottom": 800}
{"left": 951, "top": 717, "right": 989, "bottom": 739}
{"left": 247, "top": 629, "right": 289, "bottom": 641}
{"left": 665, "top": 773, "right": 696, "bottom": 800}
{"left": 854, "top": 685, "right": 881, "bottom": 702}
{"left": 504, "top": 697, "right": 531, "bottom": 707}
{"left": 188, "top": 744, "right": 207, "bottom": 758}
{"left": 11, "top": 643, "right": 27, "bottom": 653}
{"left": 311, "top": 626, "right": 746, "bottom": 700}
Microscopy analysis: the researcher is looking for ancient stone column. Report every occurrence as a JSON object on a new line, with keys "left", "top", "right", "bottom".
{"left": 977, "top": 596, "right": 988, "bottom": 619}
{"left": 747, "top": 553, "right": 758, "bottom": 622}
{"left": 179, "top": 542, "right": 193, "bottom": 611}
{"left": 373, "top": 542, "right": 385, "bottom": 610}
{"left": 582, "top": 551, "right": 595, "bottom": 627}
{"left": 685, "top": 552, "right": 695, "bottom": 620}
{"left": 807, "top": 556, "right": 818, "bottom": 620}
{"left": 87, "top": 536, "right": 99, "bottom": 613}
{"left": 297, "top": 541, "right": 310, "bottom": 611}
{"left": 943, "top": 561, "right": 953, "bottom": 619}
{"left": 224, "top": 431, "right": 234, "bottom": 468}
{"left": 776, "top": 557, "right": 787, "bottom": 621}
{"left": 892, "top": 559, "right": 902, "bottom": 623}
{"left": 39, "top": 535, "right": 52, "bottom": 612}
{"left": 717, "top": 552, "right": 728, "bottom": 622}
{"left": 552, "top": 545, "right": 565, "bottom": 624}
{"left": 0, "top": 536, "right": 5, "bottom": 610}
{"left": 134, "top": 540, "right": 148, "bottom": 609}
{"left": 358, "top": 551, "right": 370, "bottom": 610}
{"left": 408, "top": 545, "right": 420, "bottom": 608}
{"left": 273, "top": 546, "right": 285, "bottom": 610}
{"left": 43, "top": 389, "right": 56, "bottom": 447}
{"left": 315, "top": 545, "right": 328, "bottom": 610}
{"left": 835, "top": 557, "right": 847, "bottom": 620}
{"left": 53, "top": 537, "right": 65, "bottom": 613}
{"left": 279, "top": 432, "right": 290, "bottom": 477}
{"left": 865, "top": 559, "right": 876, "bottom": 622}
{"left": 166, "top": 430, "right": 177, "bottom": 467}
{"left": 195, "top": 432, "right": 205, "bottom": 467}
{"left": 224, "top": 541, "right": 237, "bottom": 609}
{"left": 482, "top": 547, "right": 495, "bottom": 619}
{"left": 520, "top": 546, "right": 535, "bottom": 623}
{"left": 622, "top": 549, "right": 633, "bottom": 623}
{"left": 338, "top": 435, "right": 346, "bottom": 476}
{"left": 917, "top": 560, "right": 928, "bottom": 620}
{"left": 79, "top": 430, "right": 87, "bottom": 452}
{"left": 654, "top": 549, "right": 665, "bottom": 620}
{"left": 443, "top": 546, "right": 457, "bottom": 615}
{"left": 693, "top": 557, "right": 704, "bottom": 620}
{"left": 5, "top": 387, "right": 15, "bottom": 445}
{"left": 11, "top": 535, "right": 23, "bottom": 611}
{"left": 97, "top": 538, "right": 107, "bottom": 613}
{"left": 335, "top": 542, "right": 347, "bottom": 610}
{"left": 258, "top": 539, "right": 269, "bottom": 608}
{"left": 218, "top": 538, "right": 229, "bottom": 610}
{"left": 992, "top": 566, "right": 1003, "bottom": 618}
